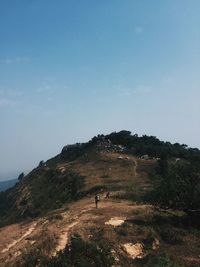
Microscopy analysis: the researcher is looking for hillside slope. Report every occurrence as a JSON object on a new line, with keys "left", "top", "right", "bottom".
{"left": 0, "top": 152, "right": 200, "bottom": 267}
{"left": 1, "top": 131, "right": 200, "bottom": 267}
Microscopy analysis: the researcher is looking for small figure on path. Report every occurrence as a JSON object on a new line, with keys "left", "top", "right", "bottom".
{"left": 95, "top": 194, "right": 100, "bottom": 208}
{"left": 105, "top": 192, "right": 110, "bottom": 199}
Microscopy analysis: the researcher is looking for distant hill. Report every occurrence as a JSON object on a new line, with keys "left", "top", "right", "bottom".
{"left": 0, "top": 179, "right": 17, "bottom": 192}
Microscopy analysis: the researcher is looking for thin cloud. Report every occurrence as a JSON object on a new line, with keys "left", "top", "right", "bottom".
{"left": 36, "top": 85, "right": 52, "bottom": 93}
{"left": 4, "top": 57, "right": 30, "bottom": 65}
{"left": 0, "top": 97, "right": 18, "bottom": 108}
{"left": 133, "top": 85, "right": 151, "bottom": 94}
{"left": 117, "top": 88, "right": 132, "bottom": 97}
{"left": 0, "top": 89, "right": 23, "bottom": 108}
{"left": 117, "top": 85, "right": 151, "bottom": 97}
{"left": 8, "top": 90, "right": 24, "bottom": 97}
{"left": 134, "top": 26, "right": 144, "bottom": 33}
{"left": 0, "top": 89, "right": 24, "bottom": 97}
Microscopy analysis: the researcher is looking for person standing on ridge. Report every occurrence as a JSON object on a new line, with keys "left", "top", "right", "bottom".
{"left": 105, "top": 192, "right": 110, "bottom": 198}
{"left": 95, "top": 193, "right": 100, "bottom": 208}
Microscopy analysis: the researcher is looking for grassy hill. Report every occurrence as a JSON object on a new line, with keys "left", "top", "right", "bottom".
{"left": 0, "top": 131, "right": 200, "bottom": 267}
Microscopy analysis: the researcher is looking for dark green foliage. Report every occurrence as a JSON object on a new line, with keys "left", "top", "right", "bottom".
{"left": 16, "top": 231, "right": 57, "bottom": 267}
{"left": 0, "top": 169, "right": 85, "bottom": 225}
{"left": 38, "top": 160, "right": 44, "bottom": 167}
{"left": 157, "top": 226, "right": 183, "bottom": 245}
{"left": 153, "top": 161, "right": 200, "bottom": 211}
{"left": 106, "top": 131, "right": 200, "bottom": 160}
{"left": 156, "top": 157, "right": 169, "bottom": 176}
{"left": 19, "top": 250, "right": 46, "bottom": 267}
{"left": 61, "top": 143, "right": 89, "bottom": 161}
{"left": 18, "top": 172, "right": 24, "bottom": 181}
{"left": 23, "top": 235, "right": 114, "bottom": 267}
{"left": 145, "top": 253, "right": 182, "bottom": 267}
{"left": 107, "top": 130, "right": 133, "bottom": 148}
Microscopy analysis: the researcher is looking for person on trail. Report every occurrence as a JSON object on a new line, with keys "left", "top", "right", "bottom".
{"left": 95, "top": 194, "right": 100, "bottom": 208}
{"left": 105, "top": 192, "right": 110, "bottom": 199}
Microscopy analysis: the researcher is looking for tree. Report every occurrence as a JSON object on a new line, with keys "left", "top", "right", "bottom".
{"left": 18, "top": 172, "right": 24, "bottom": 181}
{"left": 39, "top": 160, "right": 44, "bottom": 167}
{"left": 155, "top": 162, "right": 200, "bottom": 211}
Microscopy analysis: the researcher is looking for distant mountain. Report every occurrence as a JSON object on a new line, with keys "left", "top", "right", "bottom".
{"left": 0, "top": 179, "right": 17, "bottom": 192}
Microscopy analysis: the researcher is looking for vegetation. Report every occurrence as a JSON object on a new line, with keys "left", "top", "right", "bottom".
{"left": 0, "top": 170, "right": 85, "bottom": 226}
{"left": 18, "top": 172, "right": 24, "bottom": 181}
{"left": 153, "top": 160, "right": 200, "bottom": 212}
{"left": 16, "top": 230, "right": 57, "bottom": 267}
{"left": 105, "top": 130, "right": 200, "bottom": 160}
{"left": 1, "top": 130, "right": 200, "bottom": 229}
{"left": 144, "top": 253, "right": 183, "bottom": 267}
{"left": 18, "top": 234, "right": 114, "bottom": 267}
{"left": 103, "top": 131, "right": 200, "bottom": 219}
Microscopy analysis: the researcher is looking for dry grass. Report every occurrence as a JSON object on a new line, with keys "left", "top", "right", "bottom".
{"left": 1, "top": 152, "right": 200, "bottom": 266}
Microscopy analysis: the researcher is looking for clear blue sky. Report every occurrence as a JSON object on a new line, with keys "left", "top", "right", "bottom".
{"left": 0, "top": 0, "right": 200, "bottom": 180}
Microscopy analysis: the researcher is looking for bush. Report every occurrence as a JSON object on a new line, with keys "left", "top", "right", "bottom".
{"left": 145, "top": 253, "right": 182, "bottom": 267}
{"left": 151, "top": 161, "right": 200, "bottom": 212}
{"left": 157, "top": 226, "right": 183, "bottom": 245}
{"left": 43, "top": 234, "right": 114, "bottom": 267}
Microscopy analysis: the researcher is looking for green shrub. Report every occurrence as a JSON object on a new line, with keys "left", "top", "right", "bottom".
{"left": 43, "top": 234, "right": 114, "bottom": 267}
{"left": 157, "top": 226, "right": 183, "bottom": 245}
{"left": 145, "top": 253, "right": 182, "bottom": 267}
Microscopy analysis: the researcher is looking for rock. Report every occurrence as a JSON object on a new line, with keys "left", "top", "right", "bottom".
{"left": 122, "top": 243, "right": 145, "bottom": 259}
{"left": 105, "top": 217, "right": 125, "bottom": 226}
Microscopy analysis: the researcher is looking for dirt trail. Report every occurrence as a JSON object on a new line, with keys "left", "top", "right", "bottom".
{"left": 52, "top": 201, "right": 96, "bottom": 256}
{"left": 52, "top": 221, "right": 78, "bottom": 256}
{"left": 1, "top": 221, "right": 37, "bottom": 253}
{"left": 52, "top": 197, "right": 149, "bottom": 257}
{"left": 133, "top": 159, "right": 138, "bottom": 177}
{"left": 0, "top": 194, "right": 152, "bottom": 267}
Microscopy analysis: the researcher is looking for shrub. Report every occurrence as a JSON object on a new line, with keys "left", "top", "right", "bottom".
{"left": 145, "top": 253, "right": 182, "bottom": 267}
{"left": 43, "top": 234, "right": 115, "bottom": 267}
{"left": 157, "top": 226, "right": 183, "bottom": 245}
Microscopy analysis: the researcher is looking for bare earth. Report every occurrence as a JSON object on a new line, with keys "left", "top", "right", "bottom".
{"left": 0, "top": 153, "right": 200, "bottom": 267}
{"left": 0, "top": 194, "right": 151, "bottom": 266}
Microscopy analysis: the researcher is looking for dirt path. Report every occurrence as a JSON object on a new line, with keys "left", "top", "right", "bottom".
{"left": 133, "top": 159, "right": 138, "bottom": 177}
{"left": 52, "top": 201, "right": 96, "bottom": 256}
{"left": 51, "top": 197, "right": 149, "bottom": 257}
{"left": 52, "top": 221, "right": 78, "bottom": 256}
{"left": 0, "top": 194, "right": 152, "bottom": 267}
{"left": 1, "top": 221, "right": 38, "bottom": 254}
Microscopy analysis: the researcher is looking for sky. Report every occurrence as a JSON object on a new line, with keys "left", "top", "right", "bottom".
{"left": 0, "top": 0, "right": 200, "bottom": 180}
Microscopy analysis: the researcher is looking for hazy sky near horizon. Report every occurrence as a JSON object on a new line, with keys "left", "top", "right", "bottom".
{"left": 0, "top": 1, "right": 200, "bottom": 180}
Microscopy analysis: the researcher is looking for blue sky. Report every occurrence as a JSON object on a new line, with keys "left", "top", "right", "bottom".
{"left": 0, "top": 0, "right": 200, "bottom": 180}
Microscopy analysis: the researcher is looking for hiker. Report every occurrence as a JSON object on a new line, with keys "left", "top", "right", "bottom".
{"left": 105, "top": 192, "right": 110, "bottom": 199}
{"left": 95, "top": 194, "right": 100, "bottom": 208}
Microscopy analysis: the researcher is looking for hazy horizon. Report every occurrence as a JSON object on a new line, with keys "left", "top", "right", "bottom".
{"left": 0, "top": 1, "right": 200, "bottom": 180}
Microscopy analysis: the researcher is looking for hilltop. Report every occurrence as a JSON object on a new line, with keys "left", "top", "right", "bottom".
{"left": 0, "top": 131, "right": 200, "bottom": 267}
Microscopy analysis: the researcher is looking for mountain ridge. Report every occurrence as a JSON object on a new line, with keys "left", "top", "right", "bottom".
{"left": 0, "top": 131, "right": 200, "bottom": 267}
